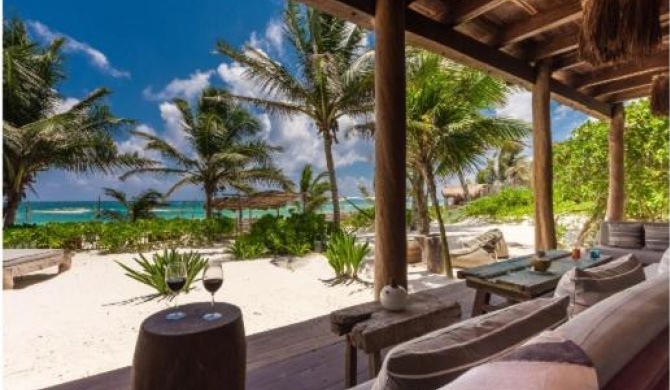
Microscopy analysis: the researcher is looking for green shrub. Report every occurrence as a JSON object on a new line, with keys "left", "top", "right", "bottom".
{"left": 245, "top": 212, "right": 333, "bottom": 256}
{"left": 325, "top": 232, "right": 370, "bottom": 281}
{"left": 3, "top": 217, "right": 236, "bottom": 253}
{"left": 116, "top": 249, "right": 208, "bottom": 301}
{"left": 227, "top": 237, "right": 268, "bottom": 260}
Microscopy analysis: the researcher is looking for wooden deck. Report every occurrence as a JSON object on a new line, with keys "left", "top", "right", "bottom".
{"left": 43, "top": 282, "right": 476, "bottom": 390}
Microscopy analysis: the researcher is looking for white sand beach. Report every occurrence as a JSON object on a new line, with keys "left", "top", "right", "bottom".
{"left": 4, "top": 221, "right": 536, "bottom": 390}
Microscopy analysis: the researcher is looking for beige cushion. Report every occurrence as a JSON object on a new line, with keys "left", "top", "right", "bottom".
{"left": 371, "top": 296, "right": 569, "bottom": 390}
{"left": 555, "top": 254, "right": 645, "bottom": 316}
{"left": 558, "top": 273, "right": 669, "bottom": 387}
{"left": 658, "top": 249, "right": 670, "bottom": 275}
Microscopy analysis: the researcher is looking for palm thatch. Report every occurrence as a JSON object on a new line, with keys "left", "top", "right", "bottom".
{"left": 213, "top": 191, "right": 299, "bottom": 211}
{"left": 579, "top": 0, "right": 663, "bottom": 65}
{"left": 651, "top": 73, "right": 669, "bottom": 117}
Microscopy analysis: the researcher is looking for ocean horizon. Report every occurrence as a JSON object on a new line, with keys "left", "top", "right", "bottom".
{"left": 14, "top": 198, "right": 377, "bottom": 225}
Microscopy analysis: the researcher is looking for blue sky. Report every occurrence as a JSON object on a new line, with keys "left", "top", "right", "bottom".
{"left": 6, "top": 0, "right": 589, "bottom": 201}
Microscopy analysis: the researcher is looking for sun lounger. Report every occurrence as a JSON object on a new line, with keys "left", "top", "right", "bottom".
{"left": 3, "top": 249, "right": 72, "bottom": 289}
{"left": 451, "top": 229, "right": 508, "bottom": 269}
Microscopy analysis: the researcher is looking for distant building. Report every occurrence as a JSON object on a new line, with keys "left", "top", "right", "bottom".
{"left": 442, "top": 184, "right": 490, "bottom": 206}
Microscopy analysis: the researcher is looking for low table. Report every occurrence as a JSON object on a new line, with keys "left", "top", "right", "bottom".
{"left": 457, "top": 250, "right": 613, "bottom": 316}
{"left": 330, "top": 288, "right": 462, "bottom": 388}
{"left": 132, "top": 302, "right": 246, "bottom": 390}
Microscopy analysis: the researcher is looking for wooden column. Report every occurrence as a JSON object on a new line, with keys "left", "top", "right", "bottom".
{"left": 606, "top": 103, "right": 625, "bottom": 221}
{"left": 374, "top": 0, "right": 407, "bottom": 300}
{"left": 532, "top": 61, "right": 557, "bottom": 250}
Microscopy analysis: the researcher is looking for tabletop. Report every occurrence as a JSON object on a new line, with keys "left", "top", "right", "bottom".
{"left": 142, "top": 302, "right": 242, "bottom": 336}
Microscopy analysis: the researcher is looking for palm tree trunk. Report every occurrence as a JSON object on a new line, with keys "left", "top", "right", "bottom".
{"left": 411, "top": 171, "right": 430, "bottom": 235}
{"left": 205, "top": 189, "right": 214, "bottom": 219}
{"left": 424, "top": 165, "right": 453, "bottom": 278}
{"left": 457, "top": 169, "right": 471, "bottom": 202}
{"left": 3, "top": 187, "right": 22, "bottom": 228}
{"left": 323, "top": 133, "right": 340, "bottom": 228}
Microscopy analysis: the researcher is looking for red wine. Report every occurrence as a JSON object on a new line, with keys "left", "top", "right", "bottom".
{"left": 203, "top": 278, "right": 223, "bottom": 293}
{"left": 166, "top": 277, "right": 186, "bottom": 292}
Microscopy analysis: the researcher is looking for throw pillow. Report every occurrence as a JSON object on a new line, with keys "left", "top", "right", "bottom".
{"left": 555, "top": 254, "right": 645, "bottom": 316}
{"left": 607, "top": 223, "right": 644, "bottom": 249}
{"left": 371, "top": 296, "right": 569, "bottom": 390}
{"left": 644, "top": 223, "right": 669, "bottom": 252}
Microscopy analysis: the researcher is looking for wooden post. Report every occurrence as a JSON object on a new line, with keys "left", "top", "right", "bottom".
{"left": 374, "top": 0, "right": 407, "bottom": 300}
{"left": 532, "top": 61, "right": 557, "bottom": 250}
{"left": 606, "top": 103, "right": 625, "bottom": 221}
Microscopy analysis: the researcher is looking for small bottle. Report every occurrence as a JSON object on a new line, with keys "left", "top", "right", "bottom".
{"left": 571, "top": 247, "right": 581, "bottom": 260}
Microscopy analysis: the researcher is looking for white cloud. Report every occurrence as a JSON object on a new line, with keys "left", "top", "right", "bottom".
{"left": 116, "top": 124, "right": 157, "bottom": 155}
{"left": 52, "top": 97, "right": 80, "bottom": 114}
{"left": 159, "top": 102, "right": 192, "bottom": 153}
{"left": 496, "top": 91, "right": 532, "bottom": 122}
{"left": 27, "top": 20, "right": 130, "bottom": 78}
{"left": 247, "top": 18, "right": 284, "bottom": 55}
{"left": 338, "top": 175, "right": 373, "bottom": 197}
{"left": 143, "top": 70, "right": 213, "bottom": 101}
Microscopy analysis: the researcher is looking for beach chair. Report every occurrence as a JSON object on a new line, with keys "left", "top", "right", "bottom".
{"left": 450, "top": 229, "right": 508, "bottom": 269}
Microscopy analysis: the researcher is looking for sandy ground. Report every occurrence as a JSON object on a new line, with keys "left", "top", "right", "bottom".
{"left": 3, "top": 221, "right": 536, "bottom": 390}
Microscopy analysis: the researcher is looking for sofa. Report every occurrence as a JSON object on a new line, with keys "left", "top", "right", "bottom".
{"left": 596, "top": 221, "right": 668, "bottom": 265}
{"left": 352, "top": 254, "right": 669, "bottom": 390}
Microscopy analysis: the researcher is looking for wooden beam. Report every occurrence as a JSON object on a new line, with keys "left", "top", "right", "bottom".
{"left": 498, "top": 2, "right": 582, "bottom": 47}
{"left": 605, "top": 85, "right": 652, "bottom": 103}
{"left": 552, "top": 52, "right": 582, "bottom": 71}
{"left": 296, "top": 0, "right": 612, "bottom": 119}
{"left": 510, "top": 0, "right": 538, "bottom": 15}
{"left": 374, "top": 0, "right": 407, "bottom": 299}
{"left": 574, "top": 51, "right": 669, "bottom": 89}
{"left": 446, "top": 0, "right": 507, "bottom": 25}
{"left": 587, "top": 73, "right": 660, "bottom": 97}
{"left": 533, "top": 61, "right": 557, "bottom": 250}
{"left": 606, "top": 103, "right": 625, "bottom": 222}
{"left": 409, "top": 0, "right": 449, "bottom": 22}
{"left": 528, "top": 32, "right": 579, "bottom": 61}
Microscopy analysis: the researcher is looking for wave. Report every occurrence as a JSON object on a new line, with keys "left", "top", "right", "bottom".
{"left": 33, "top": 208, "right": 93, "bottom": 215}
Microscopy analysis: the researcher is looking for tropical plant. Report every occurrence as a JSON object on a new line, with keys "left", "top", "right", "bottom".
{"left": 227, "top": 237, "right": 268, "bottom": 260}
{"left": 242, "top": 212, "right": 331, "bottom": 256}
{"left": 121, "top": 87, "right": 291, "bottom": 218}
{"left": 476, "top": 141, "right": 530, "bottom": 186}
{"left": 554, "top": 99, "right": 669, "bottom": 243}
{"left": 324, "top": 231, "right": 369, "bottom": 283}
{"left": 116, "top": 249, "right": 208, "bottom": 302}
{"left": 405, "top": 50, "right": 530, "bottom": 277}
{"left": 296, "top": 164, "right": 330, "bottom": 213}
{"left": 215, "top": 1, "right": 375, "bottom": 227}
{"left": 4, "top": 218, "right": 236, "bottom": 253}
{"left": 98, "top": 188, "right": 166, "bottom": 222}
{"left": 3, "top": 18, "right": 144, "bottom": 227}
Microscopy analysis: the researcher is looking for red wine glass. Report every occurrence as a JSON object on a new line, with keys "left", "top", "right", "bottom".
{"left": 202, "top": 262, "right": 224, "bottom": 321}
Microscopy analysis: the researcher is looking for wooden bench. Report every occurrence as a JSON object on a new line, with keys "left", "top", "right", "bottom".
{"left": 3, "top": 249, "right": 72, "bottom": 289}
{"left": 331, "top": 286, "right": 462, "bottom": 388}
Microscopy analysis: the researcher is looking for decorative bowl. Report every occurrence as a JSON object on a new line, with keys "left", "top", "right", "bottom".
{"left": 531, "top": 258, "right": 551, "bottom": 272}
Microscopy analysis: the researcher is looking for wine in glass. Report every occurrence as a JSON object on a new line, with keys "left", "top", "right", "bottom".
{"left": 165, "top": 262, "right": 187, "bottom": 320}
{"left": 202, "top": 262, "right": 224, "bottom": 321}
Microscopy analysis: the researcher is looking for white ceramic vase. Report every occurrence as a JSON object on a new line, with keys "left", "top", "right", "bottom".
{"left": 380, "top": 282, "right": 408, "bottom": 311}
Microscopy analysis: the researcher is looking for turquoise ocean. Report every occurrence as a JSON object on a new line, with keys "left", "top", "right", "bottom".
{"left": 15, "top": 198, "right": 375, "bottom": 225}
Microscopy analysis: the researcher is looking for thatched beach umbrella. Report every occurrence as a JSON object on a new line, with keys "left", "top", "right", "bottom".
{"left": 579, "top": 0, "right": 663, "bottom": 65}
{"left": 651, "top": 73, "right": 669, "bottom": 117}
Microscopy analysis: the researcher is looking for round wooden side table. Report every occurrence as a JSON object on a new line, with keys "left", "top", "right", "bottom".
{"left": 131, "top": 302, "right": 246, "bottom": 390}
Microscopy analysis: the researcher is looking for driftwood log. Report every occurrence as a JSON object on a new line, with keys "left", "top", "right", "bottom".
{"left": 132, "top": 302, "right": 246, "bottom": 390}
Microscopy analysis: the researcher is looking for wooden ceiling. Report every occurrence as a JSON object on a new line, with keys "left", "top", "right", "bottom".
{"left": 296, "top": 0, "right": 669, "bottom": 119}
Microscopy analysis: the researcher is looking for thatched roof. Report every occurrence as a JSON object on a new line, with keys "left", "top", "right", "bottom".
{"left": 442, "top": 184, "right": 490, "bottom": 199}
{"left": 212, "top": 191, "right": 299, "bottom": 210}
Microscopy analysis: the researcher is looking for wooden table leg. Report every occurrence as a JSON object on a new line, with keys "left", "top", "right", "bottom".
{"left": 368, "top": 351, "right": 382, "bottom": 379}
{"left": 471, "top": 289, "right": 490, "bottom": 317}
{"left": 345, "top": 335, "right": 358, "bottom": 388}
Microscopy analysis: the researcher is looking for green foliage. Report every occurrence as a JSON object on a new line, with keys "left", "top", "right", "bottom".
{"left": 230, "top": 212, "right": 332, "bottom": 258}
{"left": 554, "top": 99, "right": 669, "bottom": 221}
{"left": 3, "top": 217, "right": 235, "bottom": 253}
{"left": 461, "top": 187, "right": 592, "bottom": 222}
{"left": 116, "top": 249, "right": 207, "bottom": 301}
{"left": 342, "top": 207, "right": 375, "bottom": 231}
{"left": 98, "top": 188, "right": 166, "bottom": 222}
{"left": 227, "top": 236, "right": 268, "bottom": 260}
{"left": 296, "top": 164, "right": 330, "bottom": 213}
{"left": 325, "top": 232, "right": 370, "bottom": 280}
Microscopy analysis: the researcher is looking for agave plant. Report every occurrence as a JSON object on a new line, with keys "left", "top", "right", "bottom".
{"left": 324, "top": 232, "right": 369, "bottom": 283}
{"left": 116, "top": 249, "right": 208, "bottom": 302}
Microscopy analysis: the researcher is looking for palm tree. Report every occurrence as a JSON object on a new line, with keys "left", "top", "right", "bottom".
{"left": 476, "top": 141, "right": 531, "bottom": 186}
{"left": 296, "top": 164, "right": 330, "bottom": 213}
{"left": 121, "top": 87, "right": 292, "bottom": 218}
{"left": 3, "top": 18, "right": 143, "bottom": 227}
{"left": 98, "top": 188, "right": 166, "bottom": 222}
{"left": 406, "top": 50, "right": 530, "bottom": 277}
{"left": 214, "top": 1, "right": 374, "bottom": 227}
